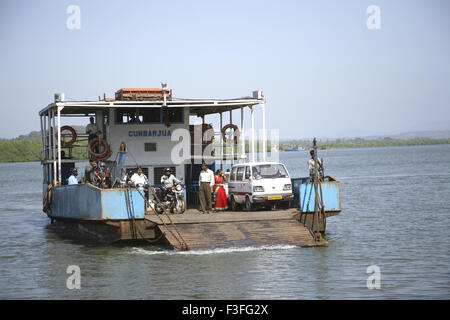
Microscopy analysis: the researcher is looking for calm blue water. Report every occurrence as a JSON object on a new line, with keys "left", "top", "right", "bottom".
{"left": 0, "top": 144, "right": 449, "bottom": 299}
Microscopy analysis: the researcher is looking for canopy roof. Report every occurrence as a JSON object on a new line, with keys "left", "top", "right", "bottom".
{"left": 39, "top": 96, "right": 264, "bottom": 117}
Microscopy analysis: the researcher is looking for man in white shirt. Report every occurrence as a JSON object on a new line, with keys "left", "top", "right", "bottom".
{"left": 86, "top": 116, "right": 102, "bottom": 143}
{"left": 68, "top": 168, "right": 79, "bottom": 185}
{"left": 161, "top": 168, "right": 180, "bottom": 188}
{"left": 130, "top": 167, "right": 148, "bottom": 192}
{"left": 308, "top": 150, "right": 323, "bottom": 181}
{"left": 198, "top": 162, "right": 214, "bottom": 214}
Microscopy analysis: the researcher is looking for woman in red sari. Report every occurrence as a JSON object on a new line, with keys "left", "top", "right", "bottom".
{"left": 213, "top": 169, "right": 228, "bottom": 211}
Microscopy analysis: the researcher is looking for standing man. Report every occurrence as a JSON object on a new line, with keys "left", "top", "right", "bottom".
{"left": 198, "top": 162, "right": 214, "bottom": 214}
{"left": 86, "top": 116, "right": 102, "bottom": 144}
{"left": 308, "top": 150, "right": 323, "bottom": 181}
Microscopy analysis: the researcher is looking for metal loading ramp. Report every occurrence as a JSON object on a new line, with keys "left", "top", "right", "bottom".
{"left": 145, "top": 209, "right": 328, "bottom": 251}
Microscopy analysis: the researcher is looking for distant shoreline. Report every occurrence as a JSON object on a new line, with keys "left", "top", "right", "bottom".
{"left": 279, "top": 137, "right": 450, "bottom": 152}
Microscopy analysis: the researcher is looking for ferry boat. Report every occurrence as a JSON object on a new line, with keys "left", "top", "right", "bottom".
{"left": 38, "top": 84, "right": 341, "bottom": 250}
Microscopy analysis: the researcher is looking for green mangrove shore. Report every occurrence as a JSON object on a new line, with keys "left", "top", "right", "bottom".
{"left": 1, "top": 129, "right": 449, "bottom": 163}
{"left": 279, "top": 137, "right": 450, "bottom": 151}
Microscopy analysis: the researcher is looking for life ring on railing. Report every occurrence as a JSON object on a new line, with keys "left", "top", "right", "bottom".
{"left": 88, "top": 138, "right": 111, "bottom": 160}
{"left": 202, "top": 123, "right": 214, "bottom": 144}
{"left": 43, "top": 184, "right": 53, "bottom": 213}
{"left": 60, "top": 126, "right": 77, "bottom": 147}
{"left": 95, "top": 146, "right": 112, "bottom": 161}
{"left": 221, "top": 124, "right": 240, "bottom": 144}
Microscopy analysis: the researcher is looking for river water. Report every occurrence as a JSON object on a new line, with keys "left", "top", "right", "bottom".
{"left": 0, "top": 145, "right": 449, "bottom": 299}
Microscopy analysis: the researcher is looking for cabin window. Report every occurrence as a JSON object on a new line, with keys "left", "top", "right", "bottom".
{"left": 141, "top": 108, "right": 162, "bottom": 123}
{"left": 236, "top": 166, "right": 244, "bottom": 181}
{"left": 144, "top": 143, "right": 157, "bottom": 152}
{"left": 116, "top": 108, "right": 143, "bottom": 124}
{"left": 115, "top": 107, "right": 183, "bottom": 124}
{"left": 162, "top": 107, "right": 183, "bottom": 123}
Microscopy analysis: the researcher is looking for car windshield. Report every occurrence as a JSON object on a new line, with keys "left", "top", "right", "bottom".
{"left": 252, "top": 164, "right": 288, "bottom": 179}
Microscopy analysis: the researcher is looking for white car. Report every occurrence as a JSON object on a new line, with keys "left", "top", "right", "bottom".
{"left": 228, "top": 162, "right": 294, "bottom": 211}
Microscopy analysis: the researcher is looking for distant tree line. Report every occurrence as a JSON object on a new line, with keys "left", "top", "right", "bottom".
{"left": 0, "top": 126, "right": 89, "bottom": 163}
{"left": 280, "top": 137, "right": 450, "bottom": 151}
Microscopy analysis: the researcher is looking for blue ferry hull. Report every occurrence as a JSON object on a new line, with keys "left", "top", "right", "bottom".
{"left": 45, "top": 184, "right": 158, "bottom": 243}
{"left": 48, "top": 183, "right": 145, "bottom": 220}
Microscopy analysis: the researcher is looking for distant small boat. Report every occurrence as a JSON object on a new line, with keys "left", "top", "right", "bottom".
{"left": 285, "top": 146, "right": 304, "bottom": 152}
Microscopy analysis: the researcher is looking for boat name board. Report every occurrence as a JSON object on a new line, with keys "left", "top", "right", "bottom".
{"left": 128, "top": 130, "right": 172, "bottom": 137}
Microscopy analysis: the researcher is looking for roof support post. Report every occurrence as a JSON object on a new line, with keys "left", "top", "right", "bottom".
{"left": 52, "top": 108, "right": 57, "bottom": 185}
{"left": 261, "top": 100, "right": 266, "bottom": 162}
{"left": 230, "top": 109, "right": 233, "bottom": 165}
{"left": 220, "top": 112, "right": 223, "bottom": 169}
{"left": 45, "top": 111, "right": 52, "bottom": 161}
{"left": 241, "top": 107, "right": 245, "bottom": 162}
{"left": 251, "top": 106, "right": 255, "bottom": 162}
{"left": 57, "top": 106, "right": 63, "bottom": 185}
{"left": 42, "top": 114, "right": 47, "bottom": 160}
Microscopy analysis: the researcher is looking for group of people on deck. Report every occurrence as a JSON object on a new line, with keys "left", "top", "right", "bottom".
{"left": 67, "top": 159, "right": 111, "bottom": 188}
{"left": 198, "top": 162, "right": 228, "bottom": 214}
{"left": 67, "top": 161, "right": 228, "bottom": 213}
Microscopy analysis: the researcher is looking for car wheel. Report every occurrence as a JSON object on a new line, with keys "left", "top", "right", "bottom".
{"left": 245, "top": 196, "right": 253, "bottom": 211}
{"left": 231, "top": 196, "right": 238, "bottom": 211}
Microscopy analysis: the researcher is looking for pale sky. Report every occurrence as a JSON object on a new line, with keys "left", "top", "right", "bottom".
{"left": 0, "top": 0, "right": 449, "bottom": 139}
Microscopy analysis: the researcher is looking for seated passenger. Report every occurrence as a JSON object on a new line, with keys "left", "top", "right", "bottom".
{"left": 98, "top": 162, "right": 111, "bottom": 188}
{"left": 68, "top": 168, "right": 79, "bottom": 185}
{"left": 84, "top": 159, "right": 98, "bottom": 184}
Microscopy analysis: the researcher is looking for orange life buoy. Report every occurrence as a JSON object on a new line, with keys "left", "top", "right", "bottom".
{"left": 89, "top": 138, "right": 111, "bottom": 159}
{"left": 60, "top": 126, "right": 77, "bottom": 147}
{"left": 95, "top": 146, "right": 112, "bottom": 161}
{"left": 221, "top": 124, "right": 240, "bottom": 143}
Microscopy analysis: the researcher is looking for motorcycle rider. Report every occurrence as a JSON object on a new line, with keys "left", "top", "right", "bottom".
{"left": 160, "top": 168, "right": 180, "bottom": 200}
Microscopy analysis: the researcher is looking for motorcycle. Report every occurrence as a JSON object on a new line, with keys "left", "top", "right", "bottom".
{"left": 153, "top": 183, "right": 186, "bottom": 214}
